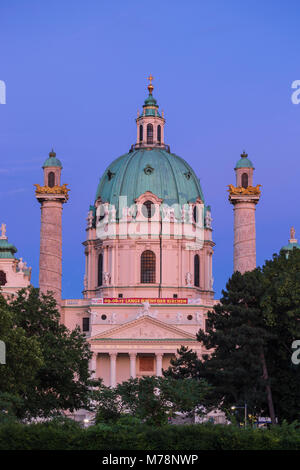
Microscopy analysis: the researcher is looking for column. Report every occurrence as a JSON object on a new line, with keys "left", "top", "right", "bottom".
{"left": 90, "top": 352, "right": 97, "bottom": 379}
{"left": 156, "top": 353, "right": 163, "bottom": 377}
{"left": 129, "top": 353, "right": 137, "bottom": 379}
{"left": 110, "top": 352, "right": 117, "bottom": 388}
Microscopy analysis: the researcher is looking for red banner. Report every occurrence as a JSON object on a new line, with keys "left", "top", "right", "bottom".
{"left": 91, "top": 297, "right": 188, "bottom": 305}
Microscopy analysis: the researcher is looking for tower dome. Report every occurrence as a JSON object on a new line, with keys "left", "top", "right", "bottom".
{"left": 235, "top": 151, "right": 254, "bottom": 169}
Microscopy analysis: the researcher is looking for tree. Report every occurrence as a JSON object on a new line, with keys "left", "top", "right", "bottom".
{"left": 0, "top": 287, "right": 93, "bottom": 418}
{"left": 93, "top": 375, "right": 210, "bottom": 426}
{"left": 163, "top": 346, "right": 202, "bottom": 380}
{"left": 197, "top": 269, "right": 277, "bottom": 424}
{"left": 260, "top": 249, "right": 300, "bottom": 422}
{"left": 0, "top": 293, "right": 43, "bottom": 417}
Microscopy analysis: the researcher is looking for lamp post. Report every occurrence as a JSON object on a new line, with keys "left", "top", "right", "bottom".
{"left": 231, "top": 403, "right": 248, "bottom": 428}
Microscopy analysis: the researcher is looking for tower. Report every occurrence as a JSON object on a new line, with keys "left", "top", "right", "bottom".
{"left": 35, "top": 150, "right": 69, "bottom": 305}
{"left": 228, "top": 151, "right": 261, "bottom": 274}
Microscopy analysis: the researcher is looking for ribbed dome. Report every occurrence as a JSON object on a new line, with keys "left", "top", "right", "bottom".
{"left": 95, "top": 148, "right": 205, "bottom": 213}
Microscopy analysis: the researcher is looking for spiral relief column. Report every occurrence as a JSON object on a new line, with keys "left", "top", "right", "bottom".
{"left": 228, "top": 152, "right": 261, "bottom": 274}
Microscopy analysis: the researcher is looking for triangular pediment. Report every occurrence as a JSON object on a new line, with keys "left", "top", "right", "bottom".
{"left": 90, "top": 316, "right": 196, "bottom": 341}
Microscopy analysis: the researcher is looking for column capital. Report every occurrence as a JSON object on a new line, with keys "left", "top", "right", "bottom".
{"left": 129, "top": 352, "right": 137, "bottom": 358}
{"left": 155, "top": 352, "right": 164, "bottom": 358}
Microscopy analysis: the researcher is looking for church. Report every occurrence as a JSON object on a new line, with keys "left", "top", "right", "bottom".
{"left": 1, "top": 77, "right": 294, "bottom": 392}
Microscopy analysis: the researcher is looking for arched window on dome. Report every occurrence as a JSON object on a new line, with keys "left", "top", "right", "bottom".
{"left": 157, "top": 125, "right": 161, "bottom": 143}
{"left": 147, "top": 124, "right": 153, "bottom": 144}
{"left": 98, "top": 253, "right": 103, "bottom": 286}
{"left": 142, "top": 200, "right": 155, "bottom": 219}
{"left": 194, "top": 254, "right": 200, "bottom": 287}
{"left": 139, "top": 125, "right": 143, "bottom": 142}
{"left": 193, "top": 205, "right": 198, "bottom": 223}
{"left": 242, "top": 173, "right": 248, "bottom": 189}
{"left": 141, "top": 250, "right": 156, "bottom": 283}
{"left": 48, "top": 171, "right": 55, "bottom": 188}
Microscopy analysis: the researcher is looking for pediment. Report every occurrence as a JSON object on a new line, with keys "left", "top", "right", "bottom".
{"left": 90, "top": 316, "right": 196, "bottom": 341}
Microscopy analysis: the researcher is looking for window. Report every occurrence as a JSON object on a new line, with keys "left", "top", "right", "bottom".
{"left": 173, "top": 294, "right": 178, "bottom": 299}
{"left": 142, "top": 200, "right": 155, "bottom": 218}
{"left": 141, "top": 250, "right": 156, "bottom": 283}
{"left": 139, "top": 125, "right": 143, "bottom": 142}
{"left": 48, "top": 171, "right": 55, "bottom": 188}
{"left": 101, "top": 314, "right": 107, "bottom": 320}
{"left": 147, "top": 124, "right": 153, "bottom": 144}
{"left": 194, "top": 254, "right": 200, "bottom": 287}
{"left": 82, "top": 317, "right": 90, "bottom": 332}
{"left": 193, "top": 205, "right": 198, "bottom": 223}
{"left": 0, "top": 270, "right": 7, "bottom": 286}
{"left": 98, "top": 253, "right": 103, "bottom": 286}
{"left": 118, "top": 293, "right": 123, "bottom": 298}
{"left": 187, "top": 314, "right": 193, "bottom": 320}
{"left": 242, "top": 173, "right": 248, "bottom": 188}
{"left": 157, "top": 125, "right": 161, "bottom": 143}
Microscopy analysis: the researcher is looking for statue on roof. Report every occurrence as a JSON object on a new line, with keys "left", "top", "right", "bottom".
{"left": 0, "top": 223, "right": 6, "bottom": 239}
{"left": 290, "top": 226, "right": 296, "bottom": 240}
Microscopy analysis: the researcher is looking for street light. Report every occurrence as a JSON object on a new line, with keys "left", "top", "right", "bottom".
{"left": 231, "top": 403, "right": 248, "bottom": 428}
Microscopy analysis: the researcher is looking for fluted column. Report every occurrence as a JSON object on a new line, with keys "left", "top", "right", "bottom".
{"left": 110, "top": 352, "right": 117, "bottom": 387}
{"left": 156, "top": 353, "right": 163, "bottom": 377}
{"left": 129, "top": 353, "right": 137, "bottom": 379}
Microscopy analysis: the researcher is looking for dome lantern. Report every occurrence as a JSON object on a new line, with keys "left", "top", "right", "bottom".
{"left": 135, "top": 75, "right": 167, "bottom": 150}
{"left": 234, "top": 151, "right": 254, "bottom": 188}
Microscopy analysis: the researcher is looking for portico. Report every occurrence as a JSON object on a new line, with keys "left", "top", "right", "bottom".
{"left": 87, "top": 310, "right": 202, "bottom": 386}
{"left": 89, "top": 349, "right": 195, "bottom": 387}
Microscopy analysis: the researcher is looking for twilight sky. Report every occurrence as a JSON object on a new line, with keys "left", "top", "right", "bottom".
{"left": 1, "top": 0, "right": 300, "bottom": 299}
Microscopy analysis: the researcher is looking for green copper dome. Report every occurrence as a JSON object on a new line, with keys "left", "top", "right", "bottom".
{"left": 95, "top": 148, "right": 205, "bottom": 215}
{"left": 0, "top": 238, "right": 17, "bottom": 259}
{"left": 42, "top": 150, "right": 62, "bottom": 168}
{"left": 281, "top": 241, "right": 300, "bottom": 251}
{"left": 235, "top": 151, "right": 254, "bottom": 169}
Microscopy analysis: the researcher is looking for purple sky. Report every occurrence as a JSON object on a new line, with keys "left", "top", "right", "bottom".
{"left": 1, "top": 0, "right": 300, "bottom": 299}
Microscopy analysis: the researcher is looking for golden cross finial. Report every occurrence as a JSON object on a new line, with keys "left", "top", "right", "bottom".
{"left": 147, "top": 74, "right": 154, "bottom": 95}
{"left": 147, "top": 74, "right": 154, "bottom": 85}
